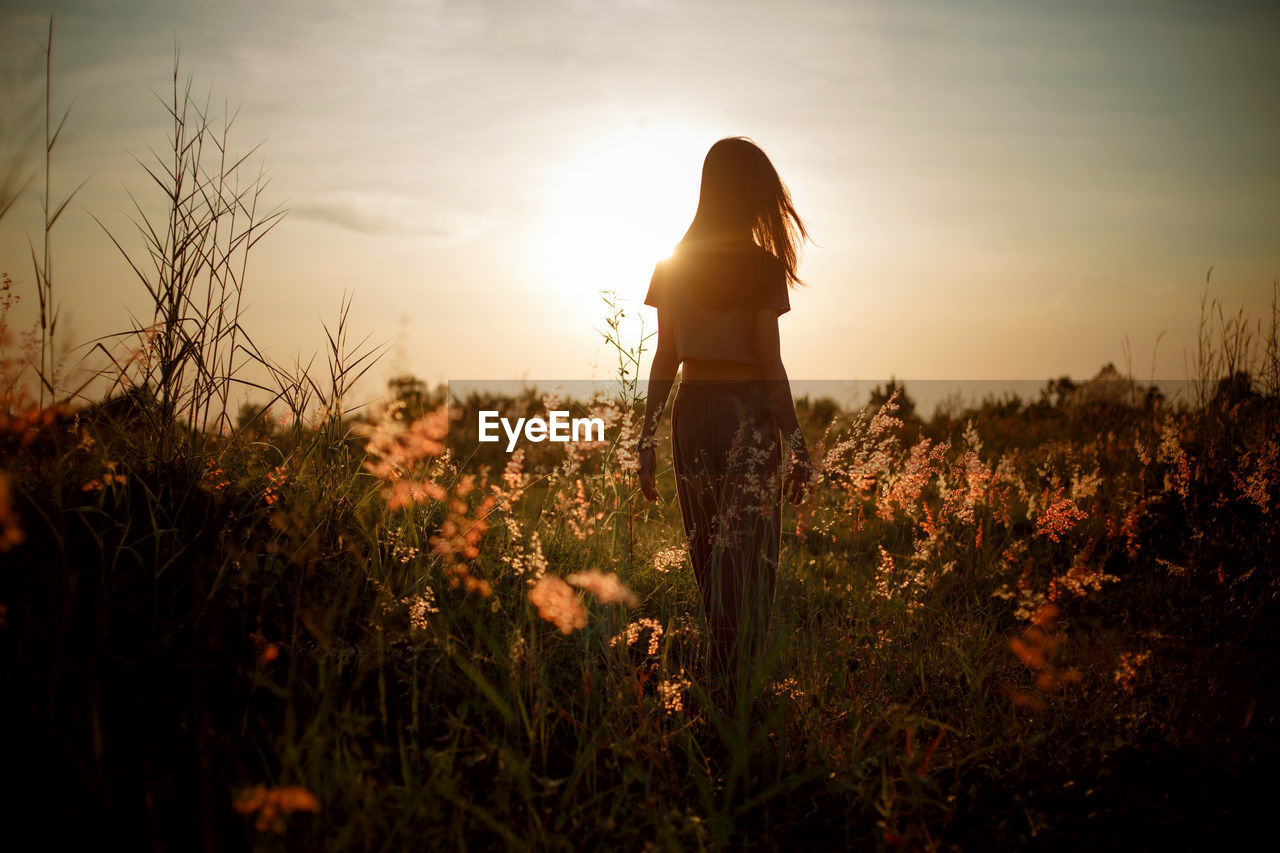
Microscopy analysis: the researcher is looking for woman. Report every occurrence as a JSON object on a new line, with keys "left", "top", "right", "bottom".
{"left": 636, "top": 137, "right": 813, "bottom": 709}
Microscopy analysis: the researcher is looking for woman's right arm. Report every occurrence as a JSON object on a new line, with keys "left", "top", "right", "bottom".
{"left": 754, "top": 308, "right": 813, "bottom": 503}
{"left": 637, "top": 305, "right": 679, "bottom": 502}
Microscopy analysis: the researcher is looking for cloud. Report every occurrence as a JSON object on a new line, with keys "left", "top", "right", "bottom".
{"left": 291, "top": 189, "right": 493, "bottom": 239}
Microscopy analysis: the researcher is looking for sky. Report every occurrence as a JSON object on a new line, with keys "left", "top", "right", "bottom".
{"left": 1, "top": 0, "right": 1277, "bottom": 411}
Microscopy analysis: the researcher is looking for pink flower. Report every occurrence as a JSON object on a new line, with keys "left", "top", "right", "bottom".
{"left": 528, "top": 576, "right": 587, "bottom": 634}
{"left": 1035, "top": 486, "right": 1087, "bottom": 542}
{"left": 566, "top": 569, "right": 639, "bottom": 608}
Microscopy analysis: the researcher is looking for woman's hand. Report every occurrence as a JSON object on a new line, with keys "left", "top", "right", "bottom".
{"left": 784, "top": 448, "right": 815, "bottom": 505}
{"left": 638, "top": 447, "right": 659, "bottom": 502}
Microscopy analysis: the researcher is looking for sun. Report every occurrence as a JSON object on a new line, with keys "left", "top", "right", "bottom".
{"left": 527, "top": 124, "right": 711, "bottom": 333}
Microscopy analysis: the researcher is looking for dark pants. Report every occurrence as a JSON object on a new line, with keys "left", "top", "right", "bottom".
{"left": 671, "top": 380, "right": 782, "bottom": 704}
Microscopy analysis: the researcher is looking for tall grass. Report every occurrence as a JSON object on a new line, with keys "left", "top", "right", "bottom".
{"left": 88, "top": 51, "right": 286, "bottom": 458}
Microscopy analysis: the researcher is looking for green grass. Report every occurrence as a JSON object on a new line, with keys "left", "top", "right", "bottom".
{"left": 2, "top": 365, "right": 1278, "bottom": 850}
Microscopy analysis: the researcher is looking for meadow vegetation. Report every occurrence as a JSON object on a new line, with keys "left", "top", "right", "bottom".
{"left": 2, "top": 36, "right": 1279, "bottom": 851}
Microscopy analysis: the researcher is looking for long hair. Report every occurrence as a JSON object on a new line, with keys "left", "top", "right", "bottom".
{"left": 682, "top": 137, "right": 809, "bottom": 286}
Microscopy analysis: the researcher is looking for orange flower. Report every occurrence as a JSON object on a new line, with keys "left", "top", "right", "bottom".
{"left": 249, "top": 632, "right": 280, "bottom": 668}
{"left": 528, "top": 576, "right": 586, "bottom": 635}
{"left": 233, "top": 784, "right": 320, "bottom": 832}
{"left": 1007, "top": 603, "right": 1081, "bottom": 709}
{"left": 566, "top": 569, "right": 639, "bottom": 608}
{"left": 1035, "top": 486, "right": 1087, "bottom": 542}
{"left": 0, "top": 472, "right": 23, "bottom": 553}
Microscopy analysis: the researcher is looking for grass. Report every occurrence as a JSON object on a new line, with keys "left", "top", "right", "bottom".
{"left": 2, "top": 26, "right": 1279, "bottom": 851}
{"left": 4, "top": 338, "right": 1278, "bottom": 850}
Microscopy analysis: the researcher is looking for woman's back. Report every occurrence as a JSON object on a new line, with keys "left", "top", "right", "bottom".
{"left": 645, "top": 239, "right": 790, "bottom": 374}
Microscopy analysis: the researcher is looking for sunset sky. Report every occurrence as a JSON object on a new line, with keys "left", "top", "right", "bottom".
{"left": 1, "top": 0, "right": 1277, "bottom": 409}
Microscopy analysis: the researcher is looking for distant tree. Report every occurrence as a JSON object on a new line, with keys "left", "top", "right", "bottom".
{"left": 1213, "top": 370, "right": 1257, "bottom": 410}
{"left": 387, "top": 374, "right": 446, "bottom": 420}
{"left": 983, "top": 393, "right": 1023, "bottom": 418}
{"left": 867, "top": 378, "right": 916, "bottom": 423}
{"left": 796, "top": 395, "right": 841, "bottom": 429}
{"left": 1077, "top": 363, "right": 1128, "bottom": 407}
{"left": 1143, "top": 385, "right": 1165, "bottom": 411}
{"left": 1042, "top": 376, "right": 1077, "bottom": 408}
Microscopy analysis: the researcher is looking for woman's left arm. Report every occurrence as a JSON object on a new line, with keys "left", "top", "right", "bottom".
{"left": 755, "top": 308, "right": 814, "bottom": 503}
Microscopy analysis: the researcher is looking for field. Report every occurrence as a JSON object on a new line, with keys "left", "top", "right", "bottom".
{"left": 5, "top": 292, "right": 1279, "bottom": 850}
{"left": 3, "top": 42, "right": 1280, "bottom": 853}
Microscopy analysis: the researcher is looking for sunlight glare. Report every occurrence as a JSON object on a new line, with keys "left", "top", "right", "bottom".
{"left": 528, "top": 125, "right": 710, "bottom": 343}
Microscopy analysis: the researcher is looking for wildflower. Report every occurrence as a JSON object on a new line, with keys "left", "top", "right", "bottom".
{"left": 566, "top": 569, "right": 639, "bottom": 608}
{"left": 657, "top": 672, "right": 691, "bottom": 715}
{"left": 1233, "top": 438, "right": 1278, "bottom": 514}
{"left": 1007, "top": 603, "right": 1081, "bottom": 710}
{"left": 1134, "top": 437, "right": 1152, "bottom": 467}
{"left": 563, "top": 396, "right": 623, "bottom": 467}
{"left": 1156, "top": 418, "right": 1191, "bottom": 497}
{"left": 385, "top": 479, "right": 447, "bottom": 510}
{"left": 651, "top": 545, "right": 685, "bottom": 574}
{"left": 357, "top": 404, "right": 451, "bottom": 496}
{"left": 611, "top": 407, "right": 640, "bottom": 474}
{"left": 557, "top": 478, "right": 605, "bottom": 540}
{"left": 1117, "top": 498, "right": 1149, "bottom": 558}
{"left": 201, "top": 457, "right": 230, "bottom": 493}
{"left": 491, "top": 448, "right": 527, "bottom": 510}
{"left": 233, "top": 785, "right": 320, "bottom": 832}
{"left": 457, "top": 573, "right": 492, "bottom": 597}
{"left": 81, "top": 461, "right": 127, "bottom": 494}
{"left": 665, "top": 614, "right": 702, "bottom": 643}
{"left": 1070, "top": 465, "right": 1102, "bottom": 501}
{"left": 0, "top": 472, "right": 23, "bottom": 552}
{"left": 426, "top": 475, "right": 495, "bottom": 594}
{"left": 71, "top": 416, "right": 95, "bottom": 453}
{"left": 877, "top": 438, "right": 949, "bottom": 521}
{"left": 509, "top": 630, "right": 528, "bottom": 667}
{"left": 610, "top": 617, "right": 664, "bottom": 655}
{"left": 502, "top": 520, "right": 548, "bottom": 580}
{"left": 869, "top": 544, "right": 937, "bottom": 613}
{"left": 810, "top": 391, "right": 902, "bottom": 512}
{"left": 871, "top": 546, "right": 896, "bottom": 603}
{"left": 577, "top": 395, "right": 638, "bottom": 471}
{"left": 1012, "top": 588, "right": 1049, "bottom": 623}
{"left": 1035, "top": 486, "right": 1087, "bottom": 542}
{"left": 528, "top": 576, "right": 587, "bottom": 634}
{"left": 263, "top": 464, "right": 287, "bottom": 506}
{"left": 768, "top": 677, "right": 806, "bottom": 701}
{"left": 249, "top": 632, "right": 279, "bottom": 668}
{"left": 407, "top": 587, "right": 439, "bottom": 632}
{"left": 1051, "top": 550, "right": 1119, "bottom": 599}
{"left": 1113, "top": 650, "right": 1151, "bottom": 693}
{"left": 940, "top": 445, "right": 992, "bottom": 525}
{"left": 386, "top": 527, "right": 422, "bottom": 565}
{"left": 541, "top": 389, "right": 567, "bottom": 416}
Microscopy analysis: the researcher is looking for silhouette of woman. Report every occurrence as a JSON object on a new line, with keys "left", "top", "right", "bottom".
{"left": 637, "top": 137, "right": 813, "bottom": 710}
